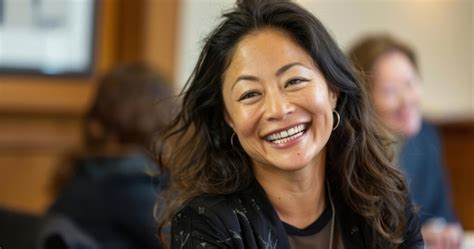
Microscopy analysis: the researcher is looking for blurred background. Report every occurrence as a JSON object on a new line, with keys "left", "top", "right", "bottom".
{"left": 0, "top": 0, "right": 473, "bottom": 232}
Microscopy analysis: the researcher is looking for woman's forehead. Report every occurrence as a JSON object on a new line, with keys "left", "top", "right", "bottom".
{"left": 224, "top": 29, "right": 315, "bottom": 77}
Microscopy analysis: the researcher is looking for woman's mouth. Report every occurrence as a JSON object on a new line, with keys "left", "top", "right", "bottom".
{"left": 265, "top": 123, "right": 308, "bottom": 144}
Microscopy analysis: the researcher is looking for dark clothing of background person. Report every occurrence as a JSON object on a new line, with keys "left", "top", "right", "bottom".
{"left": 171, "top": 180, "right": 424, "bottom": 249}
{"left": 400, "top": 120, "right": 458, "bottom": 224}
{"left": 48, "top": 153, "right": 165, "bottom": 249}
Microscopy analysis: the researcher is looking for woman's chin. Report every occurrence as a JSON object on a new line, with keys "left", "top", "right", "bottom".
{"left": 395, "top": 121, "right": 422, "bottom": 138}
{"left": 266, "top": 155, "right": 320, "bottom": 173}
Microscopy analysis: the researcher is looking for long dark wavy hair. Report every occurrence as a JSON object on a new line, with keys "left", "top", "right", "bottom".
{"left": 158, "top": 0, "right": 409, "bottom": 247}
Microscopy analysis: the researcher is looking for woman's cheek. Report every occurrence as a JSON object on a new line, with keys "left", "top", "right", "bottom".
{"left": 233, "top": 107, "right": 260, "bottom": 136}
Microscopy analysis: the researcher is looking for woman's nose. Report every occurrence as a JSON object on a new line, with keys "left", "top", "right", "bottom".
{"left": 263, "top": 90, "right": 295, "bottom": 121}
{"left": 399, "top": 86, "right": 419, "bottom": 107}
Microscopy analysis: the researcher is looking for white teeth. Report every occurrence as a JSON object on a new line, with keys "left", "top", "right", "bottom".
{"left": 288, "top": 127, "right": 295, "bottom": 135}
{"left": 266, "top": 124, "right": 306, "bottom": 144}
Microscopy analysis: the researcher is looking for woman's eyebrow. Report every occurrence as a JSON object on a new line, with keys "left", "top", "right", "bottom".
{"left": 232, "top": 75, "right": 259, "bottom": 90}
{"left": 231, "top": 62, "right": 311, "bottom": 90}
{"left": 275, "top": 62, "right": 311, "bottom": 76}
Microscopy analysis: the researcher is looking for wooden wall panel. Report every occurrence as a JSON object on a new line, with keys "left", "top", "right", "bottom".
{"left": 0, "top": 80, "right": 94, "bottom": 115}
{"left": 0, "top": 150, "right": 63, "bottom": 213}
{"left": 0, "top": 115, "right": 81, "bottom": 150}
{"left": 437, "top": 120, "right": 474, "bottom": 230}
{"left": 143, "top": 0, "right": 180, "bottom": 83}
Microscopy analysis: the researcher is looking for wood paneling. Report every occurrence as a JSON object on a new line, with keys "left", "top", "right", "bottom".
{"left": 143, "top": 0, "right": 180, "bottom": 83}
{"left": 437, "top": 119, "right": 474, "bottom": 230}
{"left": 0, "top": 150, "right": 63, "bottom": 213}
{"left": 0, "top": 79, "right": 95, "bottom": 115}
{"left": 0, "top": 115, "right": 81, "bottom": 150}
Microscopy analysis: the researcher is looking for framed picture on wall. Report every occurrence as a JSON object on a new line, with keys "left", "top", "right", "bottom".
{"left": 0, "top": 0, "right": 97, "bottom": 76}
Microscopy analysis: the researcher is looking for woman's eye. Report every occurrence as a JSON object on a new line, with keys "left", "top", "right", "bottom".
{"left": 286, "top": 78, "right": 308, "bottom": 87}
{"left": 238, "top": 91, "right": 260, "bottom": 101}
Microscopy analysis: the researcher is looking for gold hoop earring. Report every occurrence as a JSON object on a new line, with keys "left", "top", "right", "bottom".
{"left": 332, "top": 110, "right": 340, "bottom": 130}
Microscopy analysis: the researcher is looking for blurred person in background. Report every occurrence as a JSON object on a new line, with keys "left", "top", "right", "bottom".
{"left": 348, "top": 34, "right": 463, "bottom": 249}
{"left": 46, "top": 63, "right": 173, "bottom": 249}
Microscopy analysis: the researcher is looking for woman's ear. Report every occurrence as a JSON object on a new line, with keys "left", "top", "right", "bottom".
{"left": 329, "top": 88, "right": 339, "bottom": 109}
{"left": 224, "top": 112, "right": 235, "bottom": 130}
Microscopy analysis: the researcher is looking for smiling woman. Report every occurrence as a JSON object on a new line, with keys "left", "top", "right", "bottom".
{"left": 157, "top": 0, "right": 424, "bottom": 248}
{"left": 223, "top": 29, "right": 337, "bottom": 177}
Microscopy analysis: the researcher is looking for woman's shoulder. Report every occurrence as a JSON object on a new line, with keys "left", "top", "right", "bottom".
{"left": 171, "top": 194, "right": 246, "bottom": 247}
{"left": 182, "top": 195, "right": 231, "bottom": 213}
{"left": 173, "top": 184, "right": 272, "bottom": 231}
{"left": 176, "top": 191, "right": 252, "bottom": 219}
{"left": 179, "top": 181, "right": 265, "bottom": 212}
{"left": 171, "top": 185, "right": 283, "bottom": 249}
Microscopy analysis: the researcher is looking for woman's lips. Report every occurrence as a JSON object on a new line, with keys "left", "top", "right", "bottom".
{"left": 264, "top": 123, "right": 309, "bottom": 146}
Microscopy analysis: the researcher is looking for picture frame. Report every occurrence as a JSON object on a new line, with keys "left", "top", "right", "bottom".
{"left": 0, "top": 0, "right": 97, "bottom": 76}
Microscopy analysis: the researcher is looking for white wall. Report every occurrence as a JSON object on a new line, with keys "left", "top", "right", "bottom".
{"left": 175, "top": 0, "right": 234, "bottom": 91}
{"left": 176, "top": 0, "right": 473, "bottom": 117}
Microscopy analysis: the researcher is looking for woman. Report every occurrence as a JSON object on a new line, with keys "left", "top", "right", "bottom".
{"left": 48, "top": 63, "right": 172, "bottom": 249}
{"left": 348, "top": 35, "right": 463, "bottom": 249}
{"left": 159, "top": 1, "right": 423, "bottom": 248}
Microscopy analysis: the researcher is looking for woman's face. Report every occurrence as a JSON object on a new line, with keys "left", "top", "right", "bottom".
{"left": 222, "top": 29, "right": 337, "bottom": 173}
{"left": 371, "top": 51, "right": 422, "bottom": 138}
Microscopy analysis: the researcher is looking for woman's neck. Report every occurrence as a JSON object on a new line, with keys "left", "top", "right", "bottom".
{"left": 254, "top": 158, "right": 326, "bottom": 229}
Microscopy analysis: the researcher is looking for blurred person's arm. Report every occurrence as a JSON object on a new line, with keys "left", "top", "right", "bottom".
{"left": 422, "top": 218, "right": 463, "bottom": 249}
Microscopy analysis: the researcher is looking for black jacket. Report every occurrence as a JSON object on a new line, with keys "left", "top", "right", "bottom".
{"left": 49, "top": 153, "right": 165, "bottom": 249}
{"left": 171, "top": 180, "right": 423, "bottom": 249}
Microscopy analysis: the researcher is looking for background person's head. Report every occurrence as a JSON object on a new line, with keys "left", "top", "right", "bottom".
{"left": 348, "top": 35, "right": 422, "bottom": 138}
{"left": 52, "top": 63, "right": 173, "bottom": 194}
{"left": 85, "top": 63, "right": 173, "bottom": 155}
